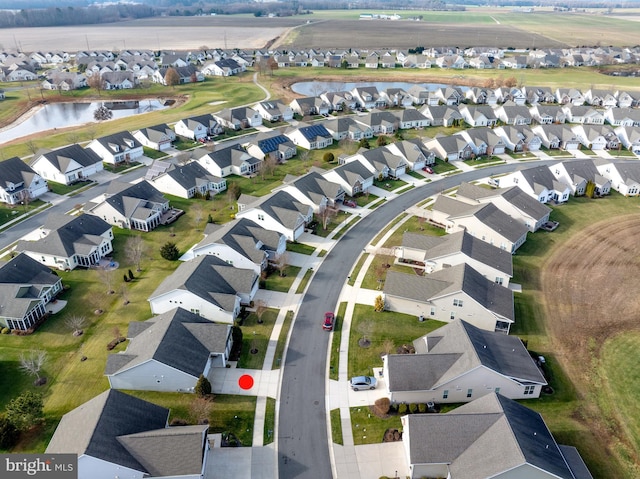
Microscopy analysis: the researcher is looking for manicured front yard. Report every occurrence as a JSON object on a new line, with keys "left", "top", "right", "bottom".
{"left": 237, "top": 308, "right": 279, "bottom": 369}
{"left": 432, "top": 158, "right": 459, "bottom": 174}
{"left": 382, "top": 214, "right": 446, "bottom": 248}
{"left": 286, "top": 241, "right": 316, "bottom": 255}
{"left": 46, "top": 180, "right": 94, "bottom": 196}
{"left": 263, "top": 266, "right": 302, "bottom": 292}
{"left": 374, "top": 178, "right": 408, "bottom": 191}
{"left": 330, "top": 408, "right": 344, "bottom": 445}
{"left": 0, "top": 199, "right": 47, "bottom": 228}
{"left": 329, "top": 302, "right": 347, "bottom": 381}
{"left": 351, "top": 405, "right": 402, "bottom": 446}
{"left": 313, "top": 210, "right": 351, "bottom": 238}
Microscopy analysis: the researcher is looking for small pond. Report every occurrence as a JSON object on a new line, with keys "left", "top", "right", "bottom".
{"left": 291, "top": 81, "right": 466, "bottom": 96}
{"left": 0, "top": 99, "right": 170, "bottom": 146}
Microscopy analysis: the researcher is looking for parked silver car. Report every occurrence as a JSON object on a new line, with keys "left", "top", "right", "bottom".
{"left": 349, "top": 376, "right": 377, "bottom": 391}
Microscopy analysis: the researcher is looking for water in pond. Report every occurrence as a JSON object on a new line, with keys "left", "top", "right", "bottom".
{"left": 0, "top": 99, "right": 169, "bottom": 146}
{"left": 291, "top": 81, "right": 465, "bottom": 96}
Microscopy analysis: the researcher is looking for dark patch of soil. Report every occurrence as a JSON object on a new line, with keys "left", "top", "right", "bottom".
{"left": 358, "top": 338, "right": 371, "bottom": 348}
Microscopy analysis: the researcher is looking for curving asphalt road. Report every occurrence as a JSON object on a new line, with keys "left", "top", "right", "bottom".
{"left": 276, "top": 160, "right": 557, "bottom": 479}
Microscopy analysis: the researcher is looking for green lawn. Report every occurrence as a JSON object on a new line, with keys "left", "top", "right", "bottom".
{"left": 295, "top": 268, "right": 314, "bottom": 294}
{"left": 272, "top": 310, "right": 294, "bottom": 369}
{"left": 370, "top": 213, "right": 408, "bottom": 246}
{"left": 142, "top": 147, "right": 170, "bottom": 160}
{"left": 329, "top": 302, "right": 347, "bottom": 381}
{"left": 382, "top": 214, "right": 446, "bottom": 248}
{"left": 347, "top": 253, "right": 369, "bottom": 286}
{"left": 361, "top": 259, "right": 416, "bottom": 291}
{"left": 237, "top": 308, "right": 279, "bottom": 369}
{"left": 330, "top": 408, "right": 344, "bottom": 445}
{"left": 432, "top": 158, "right": 460, "bottom": 174}
{"left": 263, "top": 266, "right": 301, "bottom": 292}
{"left": 348, "top": 304, "right": 446, "bottom": 378}
{"left": 264, "top": 397, "right": 276, "bottom": 445}
{"left": 0, "top": 200, "right": 47, "bottom": 228}
{"left": 406, "top": 170, "right": 426, "bottom": 180}
{"left": 314, "top": 210, "right": 351, "bottom": 238}
{"left": 286, "top": 241, "right": 316, "bottom": 255}
{"left": 373, "top": 178, "right": 408, "bottom": 191}
{"left": 46, "top": 180, "right": 94, "bottom": 196}
{"left": 463, "top": 155, "right": 505, "bottom": 166}
{"left": 351, "top": 405, "right": 402, "bottom": 446}
{"left": 354, "top": 193, "right": 379, "bottom": 207}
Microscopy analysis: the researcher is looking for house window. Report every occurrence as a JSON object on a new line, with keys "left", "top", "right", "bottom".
{"left": 495, "top": 387, "right": 501, "bottom": 394}
{"left": 430, "top": 307, "right": 436, "bottom": 316}
{"left": 442, "top": 390, "right": 449, "bottom": 399}
{"left": 453, "top": 299, "right": 463, "bottom": 307}
{"left": 191, "top": 309, "right": 200, "bottom": 315}
{"left": 513, "top": 178, "right": 518, "bottom": 184}
{"left": 258, "top": 214, "right": 265, "bottom": 221}
{"left": 524, "top": 385, "right": 535, "bottom": 395}
{"left": 496, "top": 277, "right": 503, "bottom": 285}
{"left": 450, "top": 311, "right": 456, "bottom": 320}
{"left": 466, "top": 388, "right": 473, "bottom": 398}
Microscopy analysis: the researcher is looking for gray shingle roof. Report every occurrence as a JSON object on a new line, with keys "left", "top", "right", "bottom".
{"left": 519, "top": 165, "right": 570, "bottom": 193}
{"left": 16, "top": 213, "right": 111, "bottom": 258}
{"left": 331, "top": 160, "right": 374, "bottom": 186}
{"left": 254, "top": 190, "right": 311, "bottom": 230}
{"left": 93, "top": 130, "right": 142, "bottom": 154}
{"left": 46, "top": 389, "right": 169, "bottom": 474}
{"left": 0, "top": 156, "right": 39, "bottom": 189}
{"left": 98, "top": 180, "right": 168, "bottom": 220}
{"left": 33, "top": 144, "right": 102, "bottom": 171}
{"left": 405, "top": 393, "right": 583, "bottom": 479}
{"left": 288, "top": 170, "right": 343, "bottom": 203}
{"left": 105, "top": 307, "right": 230, "bottom": 377}
{"left": 150, "top": 254, "right": 257, "bottom": 311}
{"left": 202, "top": 144, "right": 261, "bottom": 169}
{"left": 161, "top": 161, "right": 222, "bottom": 190}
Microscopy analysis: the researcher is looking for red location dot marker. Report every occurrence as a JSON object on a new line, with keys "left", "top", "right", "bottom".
{"left": 239, "top": 374, "right": 254, "bottom": 390}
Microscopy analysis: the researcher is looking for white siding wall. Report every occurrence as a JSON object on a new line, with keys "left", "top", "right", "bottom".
{"left": 149, "top": 290, "right": 237, "bottom": 324}
{"left": 236, "top": 209, "right": 298, "bottom": 241}
{"left": 150, "top": 175, "right": 190, "bottom": 199}
{"left": 193, "top": 244, "right": 262, "bottom": 274}
{"left": 79, "top": 455, "right": 144, "bottom": 479}
{"left": 108, "top": 359, "right": 198, "bottom": 392}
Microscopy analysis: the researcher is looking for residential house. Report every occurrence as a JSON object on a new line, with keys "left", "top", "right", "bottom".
{"left": 322, "top": 161, "right": 375, "bottom": 197}
{"left": 197, "top": 144, "right": 262, "bottom": 178}
{"left": 0, "top": 253, "right": 63, "bottom": 331}
{"left": 401, "top": 393, "right": 593, "bottom": 479}
{"left": 351, "top": 86, "right": 386, "bottom": 109}
{"left": 152, "top": 65, "right": 203, "bottom": 85}
{"left": 419, "top": 105, "right": 463, "bottom": 127}
{"left": 529, "top": 104, "right": 567, "bottom": 124}
{"left": 604, "top": 107, "right": 640, "bottom": 127}
{"left": 435, "top": 55, "right": 468, "bottom": 69}
{"left": 149, "top": 254, "right": 258, "bottom": 323}
{"left": 595, "top": 161, "right": 640, "bottom": 196}
{"left": 385, "top": 139, "right": 435, "bottom": 171}
{"left": 320, "top": 91, "right": 357, "bottom": 111}
{"left": 255, "top": 99, "right": 294, "bottom": 122}
{"left": 147, "top": 160, "right": 226, "bottom": 199}
{"left": 383, "top": 263, "right": 514, "bottom": 333}
{"left": 532, "top": 124, "right": 581, "bottom": 150}
{"left": 495, "top": 102, "right": 533, "bottom": 125}
{"left": 42, "top": 72, "right": 87, "bottom": 91}
{"left": 455, "top": 182, "right": 552, "bottom": 232}
{"left": 562, "top": 105, "right": 605, "bottom": 125}
{"left": 434, "top": 86, "right": 464, "bottom": 105}
{"left": 201, "top": 58, "right": 243, "bottom": 76}
{"left": 523, "top": 85, "right": 556, "bottom": 105}
{"left": 86, "top": 131, "right": 144, "bottom": 165}
{"left": 235, "top": 190, "right": 313, "bottom": 241}
{"left": 555, "top": 87, "right": 585, "bottom": 105}
{"left": 583, "top": 88, "right": 618, "bottom": 107}
{"left": 354, "top": 110, "right": 398, "bottom": 135}
{"left": 0, "top": 156, "right": 48, "bottom": 205}
{"left": 244, "top": 131, "right": 297, "bottom": 161}
{"left": 188, "top": 218, "right": 286, "bottom": 273}
{"left": 614, "top": 125, "right": 640, "bottom": 154}
{"left": 497, "top": 165, "right": 572, "bottom": 203}
{"left": 458, "top": 105, "right": 499, "bottom": 127}
{"left": 430, "top": 195, "right": 529, "bottom": 253}
{"left": 494, "top": 125, "right": 542, "bottom": 152}
{"left": 323, "top": 117, "right": 374, "bottom": 141}
{"left": 289, "top": 96, "right": 330, "bottom": 117}
{"left": 382, "top": 88, "right": 414, "bottom": 108}
{"left": 16, "top": 213, "right": 113, "bottom": 271}
{"left": 174, "top": 114, "right": 223, "bottom": 140}
{"left": 101, "top": 71, "right": 136, "bottom": 90}
{"left": 465, "top": 87, "right": 498, "bottom": 105}
{"left": 348, "top": 148, "right": 408, "bottom": 179}
{"left": 406, "top": 86, "right": 432, "bottom": 106}
{"left": 46, "top": 389, "right": 209, "bottom": 479}
{"left": 424, "top": 135, "right": 473, "bottom": 162}
{"left": 394, "top": 230, "right": 513, "bottom": 286}
{"left": 615, "top": 90, "right": 640, "bottom": 108}
{"left": 84, "top": 180, "right": 169, "bottom": 231}
{"left": 132, "top": 124, "right": 176, "bottom": 151}
{"left": 364, "top": 52, "right": 379, "bottom": 69}
{"left": 285, "top": 123, "right": 333, "bottom": 150}
{"left": 550, "top": 159, "right": 611, "bottom": 196}
{"left": 571, "top": 124, "right": 620, "bottom": 150}
{"left": 390, "top": 108, "right": 430, "bottom": 129}
{"left": 458, "top": 128, "right": 506, "bottom": 156}
{"left": 105, "top": 308, "right": 233, "bottom": 392}
{"left": 213, "top": 107, "right": 262, "bottom": 130}
{"left": 30, "top": 144, "right": 103, "bottom": 185}
{"left": 494, "top": 87, "right": 527, "bottom": 105}
{"left": 278, "top": 170, "right": 345, "bottom": 212}
{"left": 383, "top": 319, "right": 546, "bottom": 404}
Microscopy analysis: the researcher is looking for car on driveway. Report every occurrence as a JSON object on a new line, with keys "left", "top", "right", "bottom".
{"left": 322, "top": 312, "right": 335, "bottom": 331}
{"left": 349, "top": 376, "right": 377, "bottom": 391}
{"left": 422, "top": 166, "right": 434, "bottom": 174}
{"left": 343, "top": 199, "right": 357, "bottom": 208}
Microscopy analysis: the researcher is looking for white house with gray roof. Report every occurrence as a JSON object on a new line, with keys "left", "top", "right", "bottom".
{"left": 550, "top": 159, "right": 611, "bottom": 197}
{"left": 235, "top": 190, "right": 313, "bottom": 241}
{"left": 323, "top": 117, "right": 374, "bottom": 141}
{"left": 322, "top": 160, "right": 374, "bottom": 196}
{"left": 86, "top": 131, "right": 143, "bottom": 165}
{"left": 384, "top": 139, "right": 435, "bottom": 171}
{"left": 197, "top": 144, "right": 262, "bottom": 178}
{"left": 395, "top": 230, "right": 513, "bottom": 287}
{"left": 494, "top": 125, "right": 542, "bottom": 152}
{"left": 85, "top": 180, "right": 170, "bottom": 231}
{"left": 402, "top": 393, "right": 593, "bottom": 479}
{"left": 613, "top": 126, "right": 640, "bottom": 154}
{"left": 188, "top": 218, "right": 286, "bottom": 273}
{"left": 383, "top": 264, "right": 515, "bottom": 333}
{"left": 147, "top": 160, "right": 226, "bottom": 199}
{"left": 383, "top": 319, "right": 546, "bottom": 404}
{"left": 16, "top": 213, "right": 113, "bottom": 271}
{"left": 46, "top": 389, "right": 209, "bottom": 479}
{"left": 431, "top": 195, "right": 529, "bottom": 253}
{"left": 0, "top": 253, "right": 63, "bottom": 331}
{"left": 244, "top": 131, "right": 297, "bottom": 161}
{"left": 497, "top": 165, "right": 572, "bottom": 204}
{"left": 30, "top": 143, "right": 103, "bottom": 185}
{"left": 277, "top": 170, "right": 345, "bottom": 212}
{"left": 132, "top": 123, "right": 176, "bottom": 151}
{"left": 149, "top": 254, "right": 258, "bottom": 324}
{"left": 346, "top": 147, "right": 408, "bottom": 179}
{"left": 174, "top": 113, "right": 223, "bottom": 140}
{"left": 0, "top": 156, "right": 48, "bottom": 205}
{"left": 285, "top": 122, "right": 333, "bottom": 150}
{"left": 455, "top": 182, "right": 552, "bottom": 232}
{"left": 105, "top": 308, "right": 233, "bottom": 392}
{"left": 595, "top": 161, "right": 640, "bottom": 196}
{"left": 424, "top": 135, "right": 473, "bottom": 162}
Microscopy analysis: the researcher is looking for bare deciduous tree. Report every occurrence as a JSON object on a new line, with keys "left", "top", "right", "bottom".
{"left": 254, "top": 299, "right": 267, "bottom": 324}
{"left": 64, "top": 315, "right": 86, "bottom": 336}
{"left": 121, "top": 283, "right": 130, "bottom": 305}
{"left": 87, "top": 73, "right": 104, "bottom": 96}
{"left": 226, "top": 182, "right": 240, "bottom": 210}
{"left": 317, "top": 205, "right": 337, "bottom": 230}
{"left": 125, "top": 235, "right": 147, "bottom": 272}
{"left": 19, "top": 350, "right": 47, "bottom": 382}
{"left": 24, "top": 140, "right": 39, "bottom": 156}
{"left": 190, "top": 396, "right": 213, "bottom": 425}
{"left": 192, "top": 203, "right": 204, "bottom": 230}
{"left": 382, "top": 338, "right": 395, "bottom": 355}
{"left": 274, "top": 252, "right": 289, "bottom": 277}
{"left": 98, "top": 267, "right": 116, "bottom": 294}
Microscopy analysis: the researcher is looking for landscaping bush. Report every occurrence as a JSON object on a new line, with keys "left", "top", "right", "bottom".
{"left": 194, "top": 374, "right": 212, "bottom": 397}
{"left": 170, "top": 418, "right": 188, "bottom": 426}
{"left": 160, "top": 242, "right": 180, "bottom": 261}
{"left": 418, "top": 403, "right": 427, "bottom": 413}
{"left": 323, "top": 152, "right": 334, "bottom": 163}
{"left": 0, "top": 414, "right": 19, "bottom": 449}
{"left": 398, "top": 403, "right": 407, "bottom": 415}
{"left": 409, "top": 403, "right": 419, "bottom": 414}
{"left": 5, "top": 391, "right": 44, "bottom": 431}
{"left": 1, "top": 327, "right": 10, "bottom": 334}
{"left": 373, "top": 397, "right": 391, "bottom": 417}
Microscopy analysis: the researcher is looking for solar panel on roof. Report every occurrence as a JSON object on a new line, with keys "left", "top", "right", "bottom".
{"left": 301, "top": 124, "right": 330, "bottom": 140}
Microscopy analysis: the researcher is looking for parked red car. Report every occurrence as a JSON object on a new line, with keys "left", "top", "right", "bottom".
{"left": 422, "top": 166, "right": 434, "bottom": 174}
{"left": 322, "top": 312, "right": 335, "bottom": 331}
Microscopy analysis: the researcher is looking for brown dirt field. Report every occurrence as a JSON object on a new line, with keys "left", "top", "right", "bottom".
{"left": 540, "top": 214, "right": 640, "bottom": 468}
{"left": 284, "top": 21, "right": 567, "bottom": 50}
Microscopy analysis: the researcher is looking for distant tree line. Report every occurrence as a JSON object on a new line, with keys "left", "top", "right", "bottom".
{"left": 0, "top": 4, "right": 156, "bottom": 28}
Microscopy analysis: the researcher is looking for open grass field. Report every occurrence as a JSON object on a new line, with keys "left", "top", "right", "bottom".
{"left": 511, "top": 192, "right": 640, "bottom": 478}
